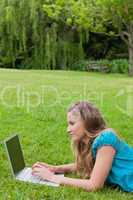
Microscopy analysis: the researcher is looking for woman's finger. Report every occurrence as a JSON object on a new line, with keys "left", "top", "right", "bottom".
{"left": 32, "top": 162, "right": 49, "bottom": 169}
{"left": 32, "top": 171, "right": 40, "bottom": 177}
{"left": 38, "top": 162, "right": 50, "bottom": 168}
{"left": 32, "top": 163, "right": 43, "bottom": 169}
{"left": 32, "top": 167, "right": 40, "bottom": 173}
{"left": 32, "top": 162, "right": 40, "bottom": 168}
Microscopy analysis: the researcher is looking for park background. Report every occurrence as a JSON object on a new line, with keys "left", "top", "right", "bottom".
{"left": 0, "top": 0, "right": 133, "bottom": 199}
{"left": 0, "top": 0, "right": 133, "bottom": 75}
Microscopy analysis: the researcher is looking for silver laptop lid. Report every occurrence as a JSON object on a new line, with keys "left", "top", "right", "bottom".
{"left": 4, "top": 134, "right": 25, "bottom": 176}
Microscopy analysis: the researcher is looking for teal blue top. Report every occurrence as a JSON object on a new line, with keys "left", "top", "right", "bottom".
{"left": 92, "top": 129, "right": 133, "bottom": 192}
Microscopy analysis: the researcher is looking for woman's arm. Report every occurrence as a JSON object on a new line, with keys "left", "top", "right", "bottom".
{"left": 32, "top": 146, "right": 116, "bottom": 191}
{"left": 54, "top": 163, "right": 76, "bottom": 174}
{"left": 32, "top": 162, "right": 76, "bottom": 174}
{"left": 53, "top": 146, "right": 116, "bottom": 191}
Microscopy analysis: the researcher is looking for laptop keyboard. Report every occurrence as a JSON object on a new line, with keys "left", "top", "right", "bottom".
{"left": 16, "top": 167, "right": 61, "bottom": 186}
{"left": 17, "top": 168, "right": 42, "bottom": 182}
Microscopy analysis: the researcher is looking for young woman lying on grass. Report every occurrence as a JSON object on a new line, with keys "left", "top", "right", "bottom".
{"left": 32, "top": 101, "right": 133, "bottom": 192}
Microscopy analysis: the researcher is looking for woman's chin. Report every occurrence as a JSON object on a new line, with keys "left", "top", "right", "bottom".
{"left": 70, "top": 135, "right": 79, "bottom": 142}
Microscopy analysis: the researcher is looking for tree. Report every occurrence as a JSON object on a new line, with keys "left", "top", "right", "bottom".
{"left": 47, "top": 0, "right": 133, "bottom": 75}
{"left": 43, "top": 0, "right": 133, "bottom": 74}
{"left": 0, "top": 0, "right": 131, "bottom": 72}
{"left": 96, "top": 0, "right": 133, "bottom": 75}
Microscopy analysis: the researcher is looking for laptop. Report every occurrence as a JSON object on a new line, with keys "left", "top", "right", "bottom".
{"left": 4, "top": 134, "right": 63, "bottom": 187}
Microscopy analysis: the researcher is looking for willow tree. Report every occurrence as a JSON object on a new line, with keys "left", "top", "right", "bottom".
{"left": 0, "top": 0, "right": 31, "bottom": 68}
{"left": 1, "top": 0, "right": 130, "bottom": 71}
{"left": 0, "top": 0, "right": 19, "bottom": 67}
{"left": 42, "top": 0, "right": 92, "bottom": 68}
{"left": 0, "top": 0, "right": 103, "bottom": 70}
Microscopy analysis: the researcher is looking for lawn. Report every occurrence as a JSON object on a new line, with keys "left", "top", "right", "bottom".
{"left": 0, "top": 69, "right": 133, "bottom": 200}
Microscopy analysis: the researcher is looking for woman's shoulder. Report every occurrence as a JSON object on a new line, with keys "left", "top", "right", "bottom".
{"left": 92, "top": 128, "right": 120, "bottom": 158}
{"left": 94, "top": 128, "right": 118, "bottom": 142}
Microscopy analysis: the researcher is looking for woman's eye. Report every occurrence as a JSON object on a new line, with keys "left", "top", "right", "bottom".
{"left": 70, "top": 122, "right": 74, "bottom": 125}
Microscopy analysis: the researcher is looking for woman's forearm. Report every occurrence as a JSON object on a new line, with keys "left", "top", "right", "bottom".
{"left": 53, "top": 176, "right": 101, "bottom": 192}
{"left": 54, "top": 163, "right": 76, "bottom": 174}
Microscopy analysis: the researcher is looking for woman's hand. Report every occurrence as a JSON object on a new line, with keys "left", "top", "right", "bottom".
{"left": 32, "top": 162, "right": 76, "bottom": 174}
{"left": 32, "top": 163, "right": 62, "bottom": 184}
{"left": 32, "top": 162, "right": 57, "bottom": 173}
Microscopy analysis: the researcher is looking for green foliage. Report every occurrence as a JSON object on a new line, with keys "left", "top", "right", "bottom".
{"left": 0, "top": 0, "right": 86, "bottom": 69}
{"left": 100, "top": 0, "right": 133, "bottom": 24}
{"left": 42, "top": 0, "right": 94, "bottom": 29}
{"left": 110, "top": 59, "right": 129, "bottom": 73}
{"left": 71, "top": 59, "right": 89, "bottom": 71}
{"left": 89, "top": 59, "right": 129, "bottom": 74}
{"left": 0, "top": 0, "right": 130, "bottom": 72}
{"left": 96, "top": 0, "right": 133, "bottom": 75}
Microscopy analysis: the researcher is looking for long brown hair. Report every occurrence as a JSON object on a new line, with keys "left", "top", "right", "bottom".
{"left": 68, "top": 101, "right": 107, "bottom": 178}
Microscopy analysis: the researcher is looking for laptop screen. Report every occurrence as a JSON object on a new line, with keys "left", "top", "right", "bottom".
{"left": 5, "top": 135, "right": 25, "bottom": 175}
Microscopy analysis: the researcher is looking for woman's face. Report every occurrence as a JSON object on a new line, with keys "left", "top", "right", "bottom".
{"left": 67, "top": 111, "right": 85, "bottom": 141}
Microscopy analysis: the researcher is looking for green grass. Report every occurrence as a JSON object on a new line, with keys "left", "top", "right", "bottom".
{"left": 0, "top": 69, "right": 133, "bottom": 200}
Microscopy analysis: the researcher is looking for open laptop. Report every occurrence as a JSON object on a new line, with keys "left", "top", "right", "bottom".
{"left": 4, "top": 134, "right": 63, "bottom": 187}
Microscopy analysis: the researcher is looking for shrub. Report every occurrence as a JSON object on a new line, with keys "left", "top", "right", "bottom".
{"left": 71, "top": 59, "right": 89, "bottom": 71}
{"left": 109, "top": 59, "right": 129, "bottom": 74}
{"left": 87, "top": 59, "right": 128, "bottom": 74}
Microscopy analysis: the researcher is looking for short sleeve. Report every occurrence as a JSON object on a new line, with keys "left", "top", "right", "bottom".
{"left": 92, "top": 130, "right": 119, "bottom": 159}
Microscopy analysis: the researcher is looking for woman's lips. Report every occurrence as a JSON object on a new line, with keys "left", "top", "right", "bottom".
{"left": 69, "top": 133, "right": 74, "bottom": 136}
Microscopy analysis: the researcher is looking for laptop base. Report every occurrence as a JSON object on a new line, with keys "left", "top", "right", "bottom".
{"left": 16, "top": 167, "right": 61, "bottom": 187}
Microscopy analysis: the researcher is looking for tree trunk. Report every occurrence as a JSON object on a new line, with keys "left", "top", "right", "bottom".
{"left": 128, "top": 46, "right": 133, "bottom": 76}
{"left": 128, "top": 23, "right": 133, "bottom": 76}
{"left": 120, "top": 23, "right": 133, "bottom": 76}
